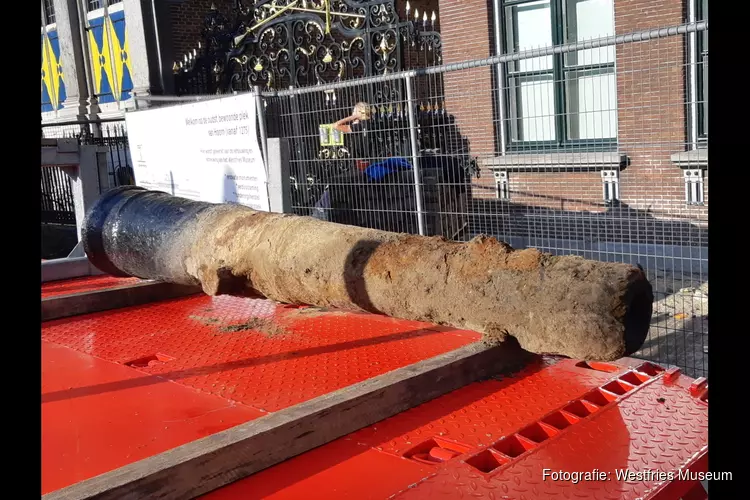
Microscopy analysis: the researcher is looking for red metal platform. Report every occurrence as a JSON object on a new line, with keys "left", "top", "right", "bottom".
{"left": 41, "top": 275, "right": 141, "bottom": 298}
{"left": 41, "top": 277, "right": 709, "bottom": 499}
{"left": 41, "top": 292, "right": 479, "bottom": 494}
{"left": 201, "top": 358, "right": 708, "bottom": 500}
{"left": 42, "top": 341, "right": 262, "bottom": 494}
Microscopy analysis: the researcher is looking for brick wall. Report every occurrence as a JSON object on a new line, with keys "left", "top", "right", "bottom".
{"left": 504, "top": 172, "right": 605, "bottom": 212}
{"left": 166, "top": 0, "right": 234, "bottom": 62}
{"left": 431, "top": 0, "right": 707, "bottom": 240}
{"left": 615, "top": 0, "right": 707, "bottom": 224}
{"left": 435, "top": 0, "right": 496, "bottom": 158}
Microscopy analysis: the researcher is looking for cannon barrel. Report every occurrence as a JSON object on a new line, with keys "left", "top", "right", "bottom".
{"left": 83, "top": 186, "right": 654, "bottom": 361}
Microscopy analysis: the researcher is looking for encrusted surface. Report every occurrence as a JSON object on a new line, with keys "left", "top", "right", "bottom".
{"left": 82, "top": 187, "right": 654, "bottom": 361}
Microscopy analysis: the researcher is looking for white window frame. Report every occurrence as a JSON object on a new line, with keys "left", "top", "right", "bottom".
{"left": 494, "top": 0, "right": 619, "bottom": 152}
{"left": 86, "top": 0, "right": 122, "bottom": 16}
{"left": 687, "top": 0, "right": 708, "bottom": 148}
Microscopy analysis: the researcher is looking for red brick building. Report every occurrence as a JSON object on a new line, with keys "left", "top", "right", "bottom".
{"left": 436, "top": 0, "right": 707, "bottom": 216}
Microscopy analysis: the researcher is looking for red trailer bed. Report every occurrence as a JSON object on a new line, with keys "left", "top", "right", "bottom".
{"left": 41, "top": 276, "right": 709, "bottom": 500}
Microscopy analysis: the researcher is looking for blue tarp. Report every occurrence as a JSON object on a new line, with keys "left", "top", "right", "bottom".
{"left": 364, "top": 157, "right": 412, "bottom": 181}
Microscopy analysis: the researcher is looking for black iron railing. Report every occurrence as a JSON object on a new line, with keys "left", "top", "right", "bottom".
{"left": 41, "top": 119, "right": 134, "bottom": 225}
{"left": 41, "top": 166, "right": 75, "bottom": 225}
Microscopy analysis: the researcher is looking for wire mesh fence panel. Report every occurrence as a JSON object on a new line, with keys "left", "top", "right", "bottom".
{"left": 262, "top": 20, "right": 708, "bottom": 377}
{"left": 55, "top": 18, "right": 707, "bottom": 377}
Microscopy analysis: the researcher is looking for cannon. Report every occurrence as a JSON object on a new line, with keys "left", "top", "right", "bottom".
{"left": 82, "top": 186, "right": 653, "bottom": 361}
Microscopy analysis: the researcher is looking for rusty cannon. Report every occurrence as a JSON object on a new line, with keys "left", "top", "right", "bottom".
{"left": 82, "top": 186, "right": 653, "bottom": 361}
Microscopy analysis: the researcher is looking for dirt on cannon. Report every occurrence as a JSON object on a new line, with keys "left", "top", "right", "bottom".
{"left": 177, "top": 208, "right": 653, "bottom": 361}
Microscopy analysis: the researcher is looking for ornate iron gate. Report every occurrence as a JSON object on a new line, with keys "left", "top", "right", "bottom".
{"left": 175, "top": 0, "right": 441, "bottom": 94}
{"left": 173, "top": 1, "right": 447, "bottom": 215}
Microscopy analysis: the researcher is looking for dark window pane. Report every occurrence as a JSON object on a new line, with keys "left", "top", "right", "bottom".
{"left": 43, "top": 0, "right": 56, "bottom": 25}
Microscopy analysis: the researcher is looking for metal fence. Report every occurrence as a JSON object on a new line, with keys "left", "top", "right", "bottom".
{"left": 258, "top": 21, "right": 709, "bottom": 377}
{"left": 41, "top": 119, "right": 134, "bottom": 225}
{"left": 133, "top": 20, "right": 709, "bottom": 377}
{"left": 41, "top": 166, "right": 76, "bottom": 225}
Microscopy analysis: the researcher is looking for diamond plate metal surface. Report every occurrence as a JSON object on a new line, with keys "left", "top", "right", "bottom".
{"left": 42, "top": 277, "right": 708, "bottom": 500}
{"left": 393, "top": 370, "right": 708, "bottom": 500}
{"left": 42, "top": 294, "right": 480, "bottom": 412}
{"left": 201, "top": 359, "right": 708, "bottom": 500}
{"left": 42, "top": 341, "right": 263, "bottom": 494}
{"left": 41, "top": 275, "right": 141, "bottom": 298}
{"left": 348, "top": 357, "right": 618, "bottom": 455}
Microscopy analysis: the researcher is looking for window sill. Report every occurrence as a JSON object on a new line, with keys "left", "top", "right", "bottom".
{"left": 481, "top": 152, "right": 627, "bottom": 173}
{"left": 671, "top": 149, "right": 708, "bottom": 169}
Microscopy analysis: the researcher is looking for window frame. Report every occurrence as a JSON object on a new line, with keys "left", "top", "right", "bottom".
{"left": 87, "top": 1, "right": 121, "bottom": 14}
{"left": 42, "top": 0, "right": 56, "bottom": 26}
{"left": 500, "top": 0, "right": 618, "bottom": 153}
{"left": 696, "top": 0, "right": 708, "bottom": 142}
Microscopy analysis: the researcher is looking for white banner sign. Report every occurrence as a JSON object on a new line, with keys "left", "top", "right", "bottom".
{"left": 125, "top": 93, "right": 269, "bottom": 211}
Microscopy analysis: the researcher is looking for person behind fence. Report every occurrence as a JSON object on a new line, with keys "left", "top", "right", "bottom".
{"left": 312, "top": 102, "right": 415, "bottom": 222}
{"left": 333, "top": 101, "right": 371, "bottom": 134}
{"left": 332, "top": 101, "right": 413, "bottom": 181}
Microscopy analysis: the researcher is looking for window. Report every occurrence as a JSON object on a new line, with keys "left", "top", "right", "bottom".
{"left": 696, "top": 0, "right": 708, "bottom": 140}
{"left": 502, "top": 0, "right": 616, "bottom": 150}
{"left": 88, "top": 1, "right": 123, "bottom": 13}
{"left": 43, "top": 0, "right": 56, "bottom": 25}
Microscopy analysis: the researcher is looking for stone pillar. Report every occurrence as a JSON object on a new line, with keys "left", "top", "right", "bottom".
{"left": 122, "top": 0, "right": 170, "bottom": 108}
{"left": 122, "top": 0, "right": 152, "bottom": 107}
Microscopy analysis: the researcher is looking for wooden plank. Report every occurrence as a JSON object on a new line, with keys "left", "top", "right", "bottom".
{"left": 42, "top": 340, "right": 531, "bottom": 500}
{"left": 41, "top": 281, "right": 203, "bottom": 321}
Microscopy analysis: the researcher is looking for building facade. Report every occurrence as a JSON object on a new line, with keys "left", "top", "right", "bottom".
{"left": 437, "top": 0, "right": 707, "bottom": 232}
{"left": 41, "top": 0, "right": 175, "bottom": 122}
{"left": 41, "top": 0, "right": 707, "bottom": 237}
